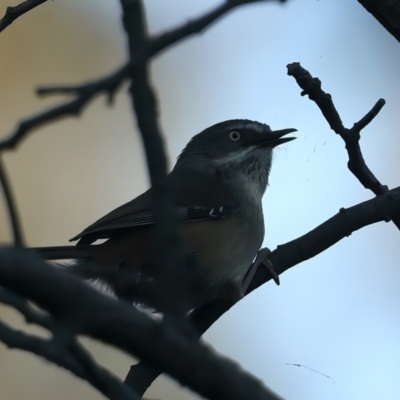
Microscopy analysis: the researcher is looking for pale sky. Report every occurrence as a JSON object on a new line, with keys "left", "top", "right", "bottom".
{"left": 0, "top": 1, "right": 399, "bottom": 399}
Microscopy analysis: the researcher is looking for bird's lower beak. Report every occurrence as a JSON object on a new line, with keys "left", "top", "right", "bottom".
{"left": 254, "top": 128, "right": 297, "bottom": 148}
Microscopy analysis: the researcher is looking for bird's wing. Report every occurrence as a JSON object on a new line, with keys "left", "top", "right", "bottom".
{"left": 70, "top": 169, "right": 239, "bottom": 246}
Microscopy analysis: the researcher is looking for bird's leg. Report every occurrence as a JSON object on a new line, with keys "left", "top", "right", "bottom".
{"left": 241, "top": 247, "right": 280, "bottom": 295}
{"left": 221, "top": 283, "right": 244, "bottom": 304}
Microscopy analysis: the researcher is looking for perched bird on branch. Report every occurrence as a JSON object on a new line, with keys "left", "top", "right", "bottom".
{"left": 33, "top": 120, "right": 296, "bottom": 310}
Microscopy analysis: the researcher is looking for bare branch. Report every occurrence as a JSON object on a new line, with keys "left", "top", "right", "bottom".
{"left": 0, "top": 319, "right": 85, "bottom": 375}
{"left": 67, "top": 339, "right": 140, "bottom": 400}
{"left": 286, "top": 62, "right": 386, "bottom": 195}
{"left": 0, "top": 286, "right": 52, "bottom": 328}
{"left": 107, "top": 185, "right": 400, "bottom": 394}
{"left": 192, "top": 186, "right": 400, "bottom": 331}
{"left": 124, "top": 363, "right": 162, "bottom": 398}
{"left": 0, "top": 249, "right": 284, "bottom": 400}
{"left": 0, "top": 286, "right": 139, "bottom": 400}
{"left": 149, "top": 0, "right": 288, "bottom": 57}
{"left": 286, "top": 62, "right": 400, "bottom": 234}
{"left": 120, "top": 0, "right": 191, "bottom": 327}
{"left": 0, "top": 157, "right": 24, "bottom": 246}
{"left": 358, "top": 0, "right": 400, "bottom": 43}
{"left": 352, "top": 99, "right": 386, "bottom": 132}
{"left": 0, "top": 0, "right": 47, "bottom": 33}
{"left": 0, "top": 65, "right": 128, "bottom": 151}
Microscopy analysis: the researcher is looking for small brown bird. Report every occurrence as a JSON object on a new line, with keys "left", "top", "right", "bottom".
{"left": 33, "top": 120, "right": 296, "bottom": 310}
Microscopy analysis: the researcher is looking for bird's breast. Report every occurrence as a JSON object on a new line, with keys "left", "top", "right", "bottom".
{"left": 182, "top": 205, "right": 265, "bottom": 287}
{"left": 95, "top": 204, "right": 265, "bottom": 290}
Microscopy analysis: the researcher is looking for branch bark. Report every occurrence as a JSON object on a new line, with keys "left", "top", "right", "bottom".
{"left": 0, "top": 249, "right": 283, "bottom": 400}
{"left": 107, "top": 185, "right": 400, "bottom": 395}
{"left": 358, "top": 0, "right": 400, "bottom": 43}
{"left": 0, "top": 65, "right": 128, "bottom": 151}
{"left": 0, "top": 287, "right": 138, "bottom": 400}
{"left": 0, "top": 157, "right": 24, "bottom": 246}
{"left": 0, "top": 0, "right": 47, "bottom": 33}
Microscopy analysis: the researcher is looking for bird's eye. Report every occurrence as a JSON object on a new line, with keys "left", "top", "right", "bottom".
{"left": 229, "top": 131, "right": 241, "bottom": 141}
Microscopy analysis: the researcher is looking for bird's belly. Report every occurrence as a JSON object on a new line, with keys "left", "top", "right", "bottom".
{"left": 95, "top": 214, "right": 264, "bottom": 296}
{"left": 181, "top": 216, "right": 264, "bottom": 287}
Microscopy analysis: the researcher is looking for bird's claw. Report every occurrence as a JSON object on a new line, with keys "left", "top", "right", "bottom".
{"left": 241, "top": 247, "right": 280, "bottom": 296}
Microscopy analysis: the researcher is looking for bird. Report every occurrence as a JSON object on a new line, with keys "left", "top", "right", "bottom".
{"left": 33, "top": 119, "right": 296, "bottom": 311}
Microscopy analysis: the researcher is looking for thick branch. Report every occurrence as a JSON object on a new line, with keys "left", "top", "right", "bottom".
{"left": 192, "top": 187, "right": 400, "bottom": 332}
{"left": 82, "top": 185, "right": 400, "bottom": 395}
{"left": 0, "top": 0, "right": 47, "bottom": 33}
{"left": 0, "top": 250, "right": 283, "bottom": 400}
{"left": 120, "top": 0, "right": 190, "bottom": 325}
{"left": 0, "top": 286, "right": 139, "bottom": 400}
{"left": 358, "top": 0, "right": 400, "bottom": 43}
{"left": 0, "top": 65, "right": 128, "bottom": 151}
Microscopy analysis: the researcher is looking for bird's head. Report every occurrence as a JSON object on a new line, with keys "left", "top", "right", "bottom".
{"left": 175, "top": 119, "right": 296, "bottom": 194}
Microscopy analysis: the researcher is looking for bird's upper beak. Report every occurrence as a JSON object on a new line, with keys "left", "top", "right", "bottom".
{"left": 251, "top": 128, "right": 297, "bottom": 148}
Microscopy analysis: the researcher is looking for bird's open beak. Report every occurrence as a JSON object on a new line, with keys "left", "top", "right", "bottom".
{"left": 253, "top": 128, "right": 297, "bottom": 148}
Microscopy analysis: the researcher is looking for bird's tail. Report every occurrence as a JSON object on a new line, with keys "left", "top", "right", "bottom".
{"left": 31, "top": 245, "right": 94, "bottom": 260}
{"left": 31, "top": 246, "right": 110, "bottom": 281}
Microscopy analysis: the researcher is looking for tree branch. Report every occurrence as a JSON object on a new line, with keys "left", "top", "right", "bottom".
{"left": 100, "top": 185, "right": 400, "bottom": 395}
{"left": 148, "top": 0, "right": 287, "bottom": 57}
{"left": 190, "top": 187, "right": 400, "bottom": 336}
{"left": 0, "top": 0, "right": 47, "bottom": 33}
{"left": 286, "top": 62, "right": 400, "bottom": 232}
{"left": 357, "top": 0, "right": 400, "bottom": 43}
{"left": 0, "top": 249, "right": 283, "bottom": 400}
{"left": 0, "top": 64, "right": 128, "bottom": 151}
{"left": 0, "top": 157, "right": 24, "bottom": 246}
{"left": 0, "top": 285, "right": 139, "bottom": 400}
{"left": 120, "top": 0, "right": 191, "bottom": 327}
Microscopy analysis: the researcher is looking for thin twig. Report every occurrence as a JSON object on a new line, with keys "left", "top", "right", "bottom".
{"left": 0, "top": 64, "right": 129, "bottom": 151}
{"left": 286, "top": 62, "right": 386, "bottom": 195}
{"left": 0, "top": 0, "right": 47, "bottom": 33}
{"left": 0, "top": 320, "right": 85, "bottom": 376}
{"left": 0, "top": 320, "right": 138, "bottom": 399}
{"left": 285, "top": 363, "right": 335, "bottom": 385}
{"left": 0, "top": 286, "right": 52, "bottom": 329}
{"left": 68, "top": 339, "right": 140, "bottom": 400}
{"left": 148, "top": 0, "right": 287, "bottom": 57}
{"left": 287, "top": 62, "right": 400, "bottom": 232}
{"left": 0, "top": 286, "right": 138, "bottom": 400}
{"left": 0, "top": 156, "right": 24, "bottom": 246}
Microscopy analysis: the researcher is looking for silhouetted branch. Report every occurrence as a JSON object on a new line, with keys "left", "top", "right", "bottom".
{"left": 67, "top": 339, "right": 140, "bottom": 400}
{"left": 286, "top": 62, "right": 385, "bottom": 194}
{"left": 0, "top": 65, "right": 128, "bottom": 151}
{"left": 0, "top": 249, "right": 283, "bottom": 400}
{"left": 148, "top": 0, "right": 287, "bottom": 56}
{"left": 0, "top": 285, "right": 139, "bottom": 400}
{"left": 358, "top": 0, "right": 400, "bottom": 43}
{"left": 120, "top": 0, "right": 191, "bottom": 327}
{"left": 0, "top": 0, "right": 47, "bottom": 33}
{"left": 120, "top": 185, "right": 400, "bottom": 394}
{"left": 0, "top": 286, "right": 52, "bottom": 328}
{"left": 286, "top": 62, "right": 400, "bottom": 232}
{"left": 0, "top": 157, "right": 24, "bottom": 246}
